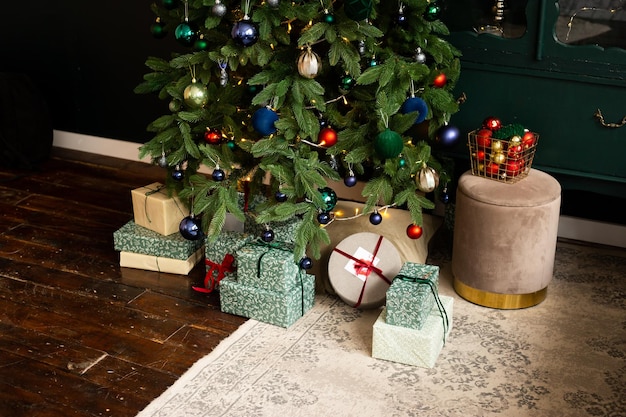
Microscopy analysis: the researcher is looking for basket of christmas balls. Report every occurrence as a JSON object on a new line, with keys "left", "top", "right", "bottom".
{"left": 467, "top": 117, "right": 538, "bottom": 184}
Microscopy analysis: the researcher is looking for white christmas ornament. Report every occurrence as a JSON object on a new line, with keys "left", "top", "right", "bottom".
{"left": 297, "top": 48, "right": 322, "bottom": 79}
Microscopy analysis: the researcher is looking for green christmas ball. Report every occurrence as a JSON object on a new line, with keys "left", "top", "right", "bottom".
{"left": 374, "top": 128, "right": 404, "bottom": 159}
{"left": 344, "top": 0, "right": 373, "bottom": 21}
{"left": 150, "top": 21, "right": 167, "bottom": 39}
{"left": 175, "top": 22, "right": 196, "bottom": 46}
{"left": 318, "top": 187, "right": 338, "bottom": 211}
{"left": 324, "top": 13, "right": 336, "bottom": 24}
{"left": 162, "top": 0, "right": 177, "bottom": 10}
{"left": 424, "top": 3, "right": 442, "bottom": 21}
{"left": 339, "top": 74, "right": 356, "bottom": 93}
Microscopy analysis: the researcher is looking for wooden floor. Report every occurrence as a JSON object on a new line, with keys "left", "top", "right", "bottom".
{"left": 0, "top": 148, "right": 246, "bottom": 417}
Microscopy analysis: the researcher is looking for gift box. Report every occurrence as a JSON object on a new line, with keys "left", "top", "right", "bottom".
{"left": 195, "top": 232, "right": 254, "bottom": 293}
{"left": 113, "top": 220, "right": 204, "bottom": 260}
{"left": 372, "top": 295, "right": 453, "bottom": 368}
{"left": 386, "top": 263, "right": 440, "bottom": 330}
{"left": 235, "top": 242, "right": 300, "bottom": 292}
{"left": 119, "top": 247, "right": 203, "bottom": 275}
{"left": 131, "top": 182, "right": 187, "bottom": 236}
{"left": 327, "top": 232, "right": 402, "bottom": 309}
{"left": 219, "top": 272, "right": 315, "bottom": 328}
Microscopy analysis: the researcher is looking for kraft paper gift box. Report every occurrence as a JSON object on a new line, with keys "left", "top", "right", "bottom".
{"left": 113, "top": 220, "right": 204, "bottom": 260}
{"left": 131, "top": 182, "right": 187, "bottom": 236}
{"left": 372, "top": 295, "right": 453, "bottom": 368}
{"left": 219, "top": 272, "right": 315, "bottom": 328}
{"left": 235, "top": 243, "right": 300, "bottom": 292}
{"left": 386, "top": 263, "right": 440, "bottom": 330}
{"left": 119, "top": 247, "right": 203, "bottom": 275}
{"left": 327, "top": 232, "right": 403, "bottom": 309}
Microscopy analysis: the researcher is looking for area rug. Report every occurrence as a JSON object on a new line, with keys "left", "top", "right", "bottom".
{"left": 137, "top": 242, "right": 626, "bottom": 417}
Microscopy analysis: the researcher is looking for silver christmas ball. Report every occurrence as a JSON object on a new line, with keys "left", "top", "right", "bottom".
{"left": 415, "top": 47, "right": 427, "bottom": 64}
{"left": 156, "top": 154, "right": 168, "bottom": 168}
{"left": 267, "top": 0, "right": 280, "bottom": 7}
{"left": 212, "top": 1, "right": 227, "bottom": 17}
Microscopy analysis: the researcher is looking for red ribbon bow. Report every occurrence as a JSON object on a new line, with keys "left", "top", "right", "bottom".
{"left": 193, "top": 253, "right": 235, "bottom": 294}
{"left": 333, "top": 236, "right": 391, "bottom": 308}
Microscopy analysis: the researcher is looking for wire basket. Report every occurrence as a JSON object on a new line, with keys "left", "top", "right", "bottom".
{"left": 467, "top": 129, "right": 539, "bottom": 184}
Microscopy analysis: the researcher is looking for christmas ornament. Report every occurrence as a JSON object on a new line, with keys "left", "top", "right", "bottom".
{"left": 522, "top": 131, "right": 536, "bottom": 148}
{"left": 179, "top": 215, "right": 203, "bottom": 240}
{"left": 204, "top": 128, "right": 222, "bottom": 144}
{"left": 275, "top": 190, "right": 288, "bottom": 202}
{"left": 358, "top": 40, "right": 366, "bottom": 55}
{"left": 396, "top": 5, "right": 407, "bottom": 27}
{"left": 440, "top": 186, "right": 450, "bottom": 204}
{"left": 343, "top": 174, "right": 357, "bottom": 187}
{"left": 231, "top": 18, "right": 259, "bottom": 47}
{"left": 491, "top": 140, "right": 504, "bottom": 152}
{"left": 476, "top": 128, "right": 492, "bottom": 148}
{"left": 150, "top": 18, "right": 167, "bottom": 39}
{"left": 219, "top": 61, "right": 228, "bottom": 87}
{"left": 252, "top": 107, "right": 279, "bottom": 136}
{"left": 162, "top": 0, "right": 177, "bottom": 9}
{"left": 399, "top": 157, "right": 407, "bottom": 168}
{"left": 369, "top": 212, "right": 382, "bottom": 225}
{"left": 212, "top": 0, "right": 227, "bottom": 17}
{"left": 416, "top": 165, "right": 439, "bottom": 193}
{"left": 261, "top": 229, "right": 275, "bottom": 242}
{"left": 483, "top": 116, "right": 502, "bottom": 131}
{"left": 374, "top": 128, "right": 404, "bottom": 159}
{"left": 433, "top": 73, "right": 447, "bottom": 88}
{"left": 267, "top": 0, "right": 280, "bottom": 7}
{"left": 318, "top": 127, "right": 337, "bottom": 147}
{"left": 415, "top": 47, "right": 427, "bottom": 64}
{"left": 183, "top": 79, "right": 208, "bottom": 108}
{"left": 323, "top": 12, "right": 336, "bottom": 23}
{"left": 156, "top": 154, "right": 168, "bottom": 168}
{"left": 491, "top": 152, "right": 506, "bottom": 164}
{"left": 435, "top": 124, "right": 461, "bottom": 147}
{"left": 505, "top": 159, "right": 523, "bottom": 177}
{"left": 212, "top": 168, "right": 226, "bottom": 181}
{"left": 299, "top": 257, "right": 313, "bottom": 270}
{"left": 317, "top": 211, "right": 331, "bottom": 224}
{"left": 297, "top": 48, "right": 322, "bottom": 79}
{"left": 194, "top": 35, "right": 209, "bottom": 51}
{"left": 344, "top": 0, "right": 374, "bottom": 21}
{"left": 485, "top": 162, "right": 500, "bottom": 176}
{"left": 318, "top": 187, "right": 338, "bottom": 211}
{"left": 175, "top": 22, "right": 197, "bottom": 46}
{"left": 507, "top": 143, "right": 523, "bottom": 159}
{"left": 338, "top": 74, "right": 356, "bottom": 94}
{"left": 172, "top": 166, "right": 184, "bottom": 181}
{"left": 401, "top": 97, "right": 428, "bottom": 125}
{"left": 424, "top": 1, "right": 442, "bottom": 21}
{"left": 168, "top": 99, "right": 181, "bottom": 113}
{"left": 406, "top": 224, "right": 423, "bottom": 239}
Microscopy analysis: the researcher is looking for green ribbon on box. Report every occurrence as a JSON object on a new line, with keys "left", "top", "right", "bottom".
{"left": 143, "top": 183, "right": 186, "bottom": 224}
{"left": 396, "top": 274, "right": 449, "bottom": 344}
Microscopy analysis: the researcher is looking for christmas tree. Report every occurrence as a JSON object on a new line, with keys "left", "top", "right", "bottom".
{"left": 135, "top": 0, "right": 461, "bottom": 267}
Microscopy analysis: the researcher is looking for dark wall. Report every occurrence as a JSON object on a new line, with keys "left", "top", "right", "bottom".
{"left": 0, "top": 2, "right": 180, "bottom": 143}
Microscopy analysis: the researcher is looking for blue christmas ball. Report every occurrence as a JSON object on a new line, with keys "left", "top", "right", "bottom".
{"left": 171, "top": 168, "right": 184, "bottom": 181}
{"left": 212, "top": 168, "right": 226, "bottom": 181}
{"left": 436, "top": 124, "right": 461, "bottom": 148}
{"left": 179, "top": 216, "right": 203, "bottom": 240}
{"left": 299, "top": 257, "right": 313, "bottom": 270}
{"left": 401, "top": 97, "right": 428, "bottom": 125}
{"left": 252, "top": 107, "right": 279, "bottom": 136}
{"left": 261, "top": 229, "right": 275, "bottom": 242}
{"left": 369, "top": 212, "right": 383, "bottom": 225}
{"left": 275, "top": 190, "right": 288, "bottom": 202}
{"left": 231, "top": 19, "right": 259, "bottom": 47}
{"left": 343, "top": 175, "right": 357, "bottom": 187}
{"left": 317, "top": 212, "right": 331, "bottom": 225}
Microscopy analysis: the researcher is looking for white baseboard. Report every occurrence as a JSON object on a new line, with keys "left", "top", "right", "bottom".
{"left": 53, "top": 130, "right": 626, "bottom": 249}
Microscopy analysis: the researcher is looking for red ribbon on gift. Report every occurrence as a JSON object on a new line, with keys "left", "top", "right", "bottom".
{"left": 332, "top": 235, "right": 391, "bottom": 308}
{"left": 192, "top": 253, "right": 235, "bottom": 294}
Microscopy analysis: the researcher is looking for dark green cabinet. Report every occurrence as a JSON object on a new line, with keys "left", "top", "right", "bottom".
{"left": 443, "top": 1, "right": 626, "bottom": 199}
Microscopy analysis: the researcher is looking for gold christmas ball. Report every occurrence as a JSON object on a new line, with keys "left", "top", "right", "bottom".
{"left": 183, "top": 81, "right": 208, "bottom": 108}
{"left": 510, "top": 135, "right": 522, "bottom": 145}
{"left": 297, "top": 48, "right": 322, "bottom": 79}
{"left": 416, "top": 165, "right": 439, "bottom": 193}
{"left": 491, "top": 140, "right": 504, "bottom": 152}
{"left": 492, "top": 152, "right": 506, "bottom": 164}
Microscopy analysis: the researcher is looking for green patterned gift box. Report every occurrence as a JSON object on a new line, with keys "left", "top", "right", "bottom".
{"left": 244, "top": 215, "right": 303, "bottom": 245}
{"left": 386, "top": 263, "right": 439, "bottom": 330}
{"left": 219, "top": 272, "right": 315, "bottom": 328}
{"left": 114, "top": 221, "right": 204, "bottom": 260}
{"left": 372, "top": 295, "right": 453, "bottom": 368}
{"left": 205, "top": 231, "right": 253, "bottom": 267}
{"left": 235, "top": 243, "right": 300, "bottom": 292}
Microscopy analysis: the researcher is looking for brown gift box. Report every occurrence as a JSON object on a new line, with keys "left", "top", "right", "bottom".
{"left": 131, "top": 182, "right": 187, "bottom": 236}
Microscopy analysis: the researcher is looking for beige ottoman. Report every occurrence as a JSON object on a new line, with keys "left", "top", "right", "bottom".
{"left": 452, "top": 169, "right": 561, "bottom": 309}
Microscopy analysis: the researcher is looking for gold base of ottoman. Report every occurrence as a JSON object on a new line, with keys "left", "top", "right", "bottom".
{"left": 454, "top": 278, "right": 547, "bottom": 309}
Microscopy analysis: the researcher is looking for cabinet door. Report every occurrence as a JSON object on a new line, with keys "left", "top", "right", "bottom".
{"left": 443, "top": 1, "right": 626, "bottom": 195}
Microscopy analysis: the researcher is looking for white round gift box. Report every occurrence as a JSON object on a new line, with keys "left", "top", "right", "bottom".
{"left": 328, "top": 232, "right": 403, "bottom": 309}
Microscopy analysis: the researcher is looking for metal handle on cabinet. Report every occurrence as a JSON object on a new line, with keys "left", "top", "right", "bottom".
{"left": 594, "top": 109, "right": 626, "bottom": 128}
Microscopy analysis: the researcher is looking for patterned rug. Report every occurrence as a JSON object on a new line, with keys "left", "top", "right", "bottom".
{"left": 137, "top": 241, "right": 626, "bottom": 417}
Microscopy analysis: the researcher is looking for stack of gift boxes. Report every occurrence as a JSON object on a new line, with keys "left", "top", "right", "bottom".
{"left": 372, "top": 262, "right": 454, "bottom": 368}
{"left": 113, "top": 183, "right": 204, "bottom": 275}
{"left": 214, "top": 217, "right": 316, "bottom": 328}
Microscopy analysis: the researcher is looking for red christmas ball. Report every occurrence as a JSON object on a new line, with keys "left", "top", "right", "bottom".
{"left": 475, "top": 150, "right": 487, "bottom": 161}
{"left": 204, "top": 128, "right": 222, "bottom": 144}
{"left": 318, "top": 127, "right": 338, "bottom": 147}
{"left": 433, "top": 73, "right": 447, "bottom": 88}
{"left": 406, "top": 224, "right": 423, "bottom": 239}
{"left": 482, "top": 117, "right": 502, "bottom": 131}
{"left": 505, "top": 159, "right": 524, "bottom": 177}
{"left": 522, "top": 131, "right": 536, "bottom": 148}
{"left": 485, "top": 162, "right": 500, "bottom": 176}
{"left": 476, "top": 129, "right": 492, "bottom": 148}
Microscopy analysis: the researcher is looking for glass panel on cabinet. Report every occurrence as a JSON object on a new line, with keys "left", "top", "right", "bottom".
{"left": 442, "top": 1, "right": 529, "bottom": 38}
{"left": 555, "top": 0, "right": 626, "bottom": 49}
